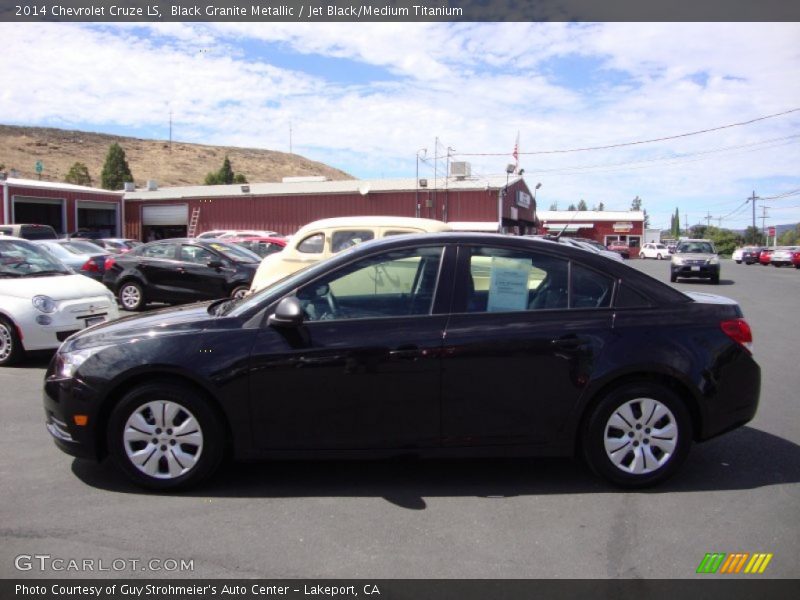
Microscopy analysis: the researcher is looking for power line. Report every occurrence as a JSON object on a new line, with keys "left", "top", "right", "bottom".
{"left": 456, "top": 107, "right": 800, "bottom": 158}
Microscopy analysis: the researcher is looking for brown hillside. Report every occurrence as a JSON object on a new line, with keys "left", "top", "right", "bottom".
{"left": 0, "top": 124, "right": 353, "bottom": 187}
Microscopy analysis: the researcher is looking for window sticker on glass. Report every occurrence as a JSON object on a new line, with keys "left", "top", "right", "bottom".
{"left": 487, "top": 257, "right": 531, "bottom": 312}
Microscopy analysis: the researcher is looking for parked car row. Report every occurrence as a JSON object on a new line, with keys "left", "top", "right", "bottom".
{"left": 733, "top": 245, "right": 800, "bottom": 268}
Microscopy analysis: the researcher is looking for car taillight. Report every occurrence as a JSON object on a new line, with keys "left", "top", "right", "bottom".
{"left": 720, "top": 318, "right": 753, "bottom": 353}
{"left": 81, "top": 259, "right": 99, "bottom": 272}
{"left": 104, "top": 256, "right": 116, "bottom": 270}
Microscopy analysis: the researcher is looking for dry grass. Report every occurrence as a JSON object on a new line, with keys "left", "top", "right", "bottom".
{"left": 0, "top": 124, "right": 353, "bottom": 188}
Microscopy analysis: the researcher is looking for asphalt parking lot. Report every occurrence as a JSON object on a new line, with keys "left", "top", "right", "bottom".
{"left": 1, "top": 258, "right": 798, "bottom": 579}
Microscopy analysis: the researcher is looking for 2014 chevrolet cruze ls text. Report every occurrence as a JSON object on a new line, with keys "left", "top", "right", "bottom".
{"left": 44, "top": 233, "right": 760, "bottom": 490}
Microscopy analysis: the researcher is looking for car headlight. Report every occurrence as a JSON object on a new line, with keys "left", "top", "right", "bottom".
{"left": 709, "top": 256, "right": 719, "bottom": 265}
{"left": 672, "top": 256, "right": 685, "bottom": 265}
{"left": 56, "top": 346, "right": 106, "bottom": 379}
{"left": 32, "top": 295, "right": 57, "bottom": 314}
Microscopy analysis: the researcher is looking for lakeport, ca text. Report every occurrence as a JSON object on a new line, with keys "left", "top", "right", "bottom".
{"left": 15, "top": 584, "right": 381, "bottom": 597}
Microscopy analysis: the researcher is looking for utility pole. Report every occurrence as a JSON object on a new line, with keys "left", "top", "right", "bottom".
{"left": 760, "top": 205, "right": 770, "bottom": 240}
{"left": 705, "top": 212, "right": 713, "bottom": 228}
{"left": 749, "top": 190, "right": 759, "bottom": 244}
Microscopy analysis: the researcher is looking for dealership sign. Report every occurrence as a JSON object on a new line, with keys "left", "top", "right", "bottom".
{"left": 516, "top": 190, "right": 531, "bottom": 209}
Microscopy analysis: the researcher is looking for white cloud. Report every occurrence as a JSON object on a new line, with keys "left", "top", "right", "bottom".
{"left": 1, "top": 21, "right": 798, "bottom": 228}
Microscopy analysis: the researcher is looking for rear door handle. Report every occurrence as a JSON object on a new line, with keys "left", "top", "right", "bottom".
{"left": 391, "top": 345, "right": 421, "bottom": 360}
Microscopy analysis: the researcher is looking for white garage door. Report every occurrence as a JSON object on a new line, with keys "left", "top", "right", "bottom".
{"left": 142, "top": 204, "right": 189, "bottom": 226}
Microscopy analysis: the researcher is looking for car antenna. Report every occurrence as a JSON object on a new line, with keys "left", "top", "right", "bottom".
{"left": 554, "top": 209, "right": 581, "bottom": 240}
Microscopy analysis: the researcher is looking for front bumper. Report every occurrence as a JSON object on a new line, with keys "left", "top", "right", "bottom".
{"left": 43, "top": 365, "right": 104, "bottom": 461}
{"left": 20, "top": 296, "right": 119, "bottom": 351}
{"left": 671, "top": 263, "right": 720, "bottom": 279}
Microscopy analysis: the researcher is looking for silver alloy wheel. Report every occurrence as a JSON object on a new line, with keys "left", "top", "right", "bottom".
{"left": 232, "top": 287, "right": 248, "bottom": 299}
{"left": 120, "top": 284, "right": 141, "bottom": 309}
{"left": 603, "top": 397, "right": 678, "bottom": 475}
{"left": 122, "top": 400, "right": 204, "bottom": 479}
{"left": 0, "top": 323, "right": 12, "bottom": 361}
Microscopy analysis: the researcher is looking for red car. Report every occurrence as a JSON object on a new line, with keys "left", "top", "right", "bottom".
{"left": 227, "top": 236, "right": 287, "bottom": 258}
{"left": 606, "top": 241, "right": 631, "bottom": 259}
{"left": 793, "top": 251, "right": 800, "bottom": 269}
{"left": 758, "top": 248, "right": 774, "bottom": 265}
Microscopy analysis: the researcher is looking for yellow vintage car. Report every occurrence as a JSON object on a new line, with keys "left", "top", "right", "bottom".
{"left": 249, "top": 216, "right": 451, "bottom": 292}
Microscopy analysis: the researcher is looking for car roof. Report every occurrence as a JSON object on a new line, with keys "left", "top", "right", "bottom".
{"left": 293, "top": 216, "right": 452, "bottom": 235}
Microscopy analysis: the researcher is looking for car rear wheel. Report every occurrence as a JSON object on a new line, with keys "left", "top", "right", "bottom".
{"left": 656, "top": 254, "right": 663, "bottom": 260}
{"left": 107, "top": 382, "right": 224, "bottom": 490}
{"left": 118, "top": 281, "right": 145, "bottom": 311}
{"left": 583, "top": 383, "right": 692, "bottom": 488}
{"left": 639, "top": 252, "right": 646, "bottom": 259}
{"left": 0, "top": 317, "right": 24, "bottom": 366}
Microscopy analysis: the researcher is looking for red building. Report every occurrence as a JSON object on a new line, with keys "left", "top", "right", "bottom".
{"left": 537, "top": 210, "right": 646, "bottom": 253}
{"left": 0, "top": 176, "right": 124, "bottom": 236}
{"left": 122, "top": 175, "right": 538, "bottom": 240}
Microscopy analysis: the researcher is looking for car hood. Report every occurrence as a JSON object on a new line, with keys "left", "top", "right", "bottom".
{"left": 0, "top": 273, "right": 107, "bottom": 300}
{"left": 673, "top": 253, "right": 717, "bottom": 261}
{"left": 63, "top": 302, "right": 215, "bottom": 351}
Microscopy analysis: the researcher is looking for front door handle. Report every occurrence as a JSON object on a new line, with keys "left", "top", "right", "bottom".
{"left": 551, "top": 335, "right": 587, "bottom": 350}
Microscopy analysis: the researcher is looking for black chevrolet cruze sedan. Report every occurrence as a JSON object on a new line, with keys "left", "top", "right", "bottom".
{"left": 45, "top": 233, "right": 760, "bottom": 490}
{"left": 102, "top": 238, "right": 261, "bottom": 310}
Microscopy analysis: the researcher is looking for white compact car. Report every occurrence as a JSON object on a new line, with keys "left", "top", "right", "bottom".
{"left": 639, "top": 243, "right": 670, "bottom": 260}
{"left": 0, "top": 237, "right": 120, "bottom": 366}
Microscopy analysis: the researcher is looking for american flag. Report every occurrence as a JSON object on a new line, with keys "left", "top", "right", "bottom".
{"left": 512, "top": 132, "right": 520, "bottom": 167}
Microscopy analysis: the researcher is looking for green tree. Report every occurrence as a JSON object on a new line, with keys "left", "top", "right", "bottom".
{"left": 567, "top": 203, "right": 577, "bottom": 211}
{"left": 630, "top": 196, "right": 642, "bottom": 211}
{"left": 65, "top": 162, "right": 92, "bottom": 186}
{"left": 101, "top": 143, "right": 134, "bottom": 190}
{"left": 205, "top": 155, "right": 247, "bottom": 185}
{"left": 777, "top": 224, "right": 800, "bottom": 245}
{"left": 577, "top": 199, "right": 588, "bottom": 211}
{"left": 671, "top": 208, "right": 681, "bottom": 238}
{"left": 689, "top": 224, "right": 708, "bottom": 239}
{"left": 744, "top": 226, "right": 765, "bottom": 245}
{"left": 549, "top": 202, "right": 558, "bottom": 210}
{"left": 597, "top": 202, "right": 605, "bottom": 211}
{"left": 706, "top": 227, "right": 742, "bottom": 257}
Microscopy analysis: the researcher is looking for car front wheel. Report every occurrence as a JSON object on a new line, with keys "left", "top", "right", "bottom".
{"left": 0, "top": 317, "right": 24, "bottom": 366}
{"left": 583, "top": 383, "right": 692, "bottom": 488}
{"left": 118, "top": 281, "right": 146, "bottom": 311}
{"left": 107, "top": 382, "right": 225, "bottom": 490}
{"left": 230, "top": 285, "right": 250, "bottom": 299}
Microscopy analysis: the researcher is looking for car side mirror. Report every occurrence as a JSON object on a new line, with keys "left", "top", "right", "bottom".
{"left": 207, "top": 259, "right": 224, "bottom": 269}
{"left": 268, "top": 296, "right": 304, "bottom": 328}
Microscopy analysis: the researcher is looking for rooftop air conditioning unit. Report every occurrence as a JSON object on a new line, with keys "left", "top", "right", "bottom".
{"left": 123, "top": 182, "right": 135, "bottom": 192}
{"left": 147, "top": 180, "right": 158, "bottom": 191}
{"left": 450, "top": 161, "right": 471, "bottom": 178}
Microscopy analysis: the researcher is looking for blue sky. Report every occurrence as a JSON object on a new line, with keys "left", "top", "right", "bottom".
{"left": 1, "top": 22, "right": 799, "bottom": 230}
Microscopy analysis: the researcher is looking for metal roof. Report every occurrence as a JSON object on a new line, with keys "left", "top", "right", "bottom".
{"left": 1, "top": 177, "right": 122, "bottom": 195}
{"left": 123, "top": 175, "right": 523, "bottom": 201}
{"left": 538, "top": 210, "right": 644, "bottom": 222}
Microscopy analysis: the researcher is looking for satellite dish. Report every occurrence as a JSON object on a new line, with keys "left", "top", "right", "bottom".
{"left": 358, "top": 183, "right": 371, "bottom": 196}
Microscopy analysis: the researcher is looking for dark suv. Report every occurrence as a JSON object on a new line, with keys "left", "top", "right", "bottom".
{"left": 102, "top": 238, "right": 261, "bottom": 310}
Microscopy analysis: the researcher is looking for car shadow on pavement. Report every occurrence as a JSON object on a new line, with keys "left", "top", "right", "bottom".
{"left": 71, "top": 426, "right": 800, "bottom": 508}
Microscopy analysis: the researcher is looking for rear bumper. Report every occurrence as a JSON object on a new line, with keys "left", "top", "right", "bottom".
{"left": 698, "top": 351, "right": 761, "bottom": 441}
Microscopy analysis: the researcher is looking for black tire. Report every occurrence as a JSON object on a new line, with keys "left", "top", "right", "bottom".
{"left": 670, "top": 273, "right": 677, "bottom": 283}
{"left": 656, "top": 254, "right": 663, "bottom": 260}
{"left": 583, "top": 382, "right": 692, "bottom": 488}
{"left": 230, "top": 285, "right": 250, "bottom": 299}
{"left": 639, "top": 252, "right": 646, "bottom": 259}
{"left": 711, "top": 274, "right": 720, "bottom": 284}
{"left": 118, "top": 280, "right": 146, "bottom": 311}
{"left": 0, "top": 316, "right": 24, "bottom": 367}
{"left": 107, "top": 382, "right": 225, "bottom": 491}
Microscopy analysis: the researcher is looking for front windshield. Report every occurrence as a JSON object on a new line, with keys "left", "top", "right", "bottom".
{"left": 0, "top": 239, "right": 71, "bottom": 277}
{"left": 677, "top": 242, "right": 714, "bottom": 254}
{"left": 206, "top": 241, "right": 261, "bottom": 263}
